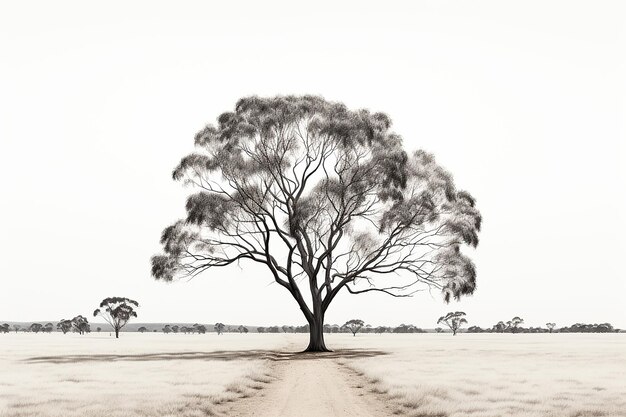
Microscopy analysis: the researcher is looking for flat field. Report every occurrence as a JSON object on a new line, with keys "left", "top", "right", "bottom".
{"left": 0, "top": 332, "right": 624, "bottom": 417}
{"left": 335, "top": 333, "right": 626, "bottom": 417}
{"left": 0, "top": 333, "right": 289, "bottom": 417}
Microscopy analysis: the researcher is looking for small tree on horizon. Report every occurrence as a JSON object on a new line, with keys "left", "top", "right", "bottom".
{"left": 138, "top": 326, "right": 148, "bottom": 333}
{"left": 437, "top": 312, "right": 467, "bottom": 336}
{"left": 57, "top": 319, "right": 72, "bottom": 334}
{"left": 214, "top": 323, "right": 225, "bottom": 335}
{"left": 193, "top": 324, "right": 207, "bottom": 334}
{"left": 13, "top": 324, "right": 20, "bottom": 333}
{"left": 546, "top": 322, "right": 556, "bottom": 333}
{"left": 0, "top": 324, "right": 9, "bottom": 333}
{"left": 71, "top": 316, "right": 90, "bottom": 335}
{"left": 93, "top": 297, "right": 139, "bottom": 339}
{"left": 507, "top": 317, "right": 524, "bottom": 333}
{"left": 342, "top": 319, "right": 365, "bottom": 337}
{"left": 29, "top": 323, "right": 42, "bottom": 333}
{"left": 435, "top": 327, "right": 443, "bottom": 333}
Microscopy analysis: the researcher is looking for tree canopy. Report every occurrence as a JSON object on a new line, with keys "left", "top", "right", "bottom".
{"left": 93, "top": 297, "right": 139, "bottom": 338}
{"left": 152, "top": 95, "right": 481, "bottom": 351}
{"left": 437, "top": 311, "right": 468, "bottom": 336}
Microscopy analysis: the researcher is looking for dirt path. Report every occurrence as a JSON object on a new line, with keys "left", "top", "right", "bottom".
{"left": 219, "top": 354, "right": 393, "bottom": 417}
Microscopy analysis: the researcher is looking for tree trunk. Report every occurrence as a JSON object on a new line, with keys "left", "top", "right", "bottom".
{"left": 115, "top": 328, "right": 119, "bottom": 338}
{"left": 304, "top": 313, "right": 330, "bottom": 352}
{"left": 453, "top": 329, "right": 457, "bottom": 336}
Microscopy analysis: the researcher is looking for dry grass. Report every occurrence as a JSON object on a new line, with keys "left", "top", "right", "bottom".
{"left": 2, "top": 332, "right": 625, "bottom": 417}
{"left": 332, "top": 333, "right": 626, "bottom": 417}
{"left": 0, "top": 333, "right": 289, "bottom": 417}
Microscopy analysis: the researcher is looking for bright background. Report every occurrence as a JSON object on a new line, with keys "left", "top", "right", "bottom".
{"left": 1, "top": 1, "right": 624, "bottom": 328}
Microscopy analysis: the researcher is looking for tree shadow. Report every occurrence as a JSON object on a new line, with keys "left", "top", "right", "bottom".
{"left": 24, "top": 348, "right": 388, "bottom": 364}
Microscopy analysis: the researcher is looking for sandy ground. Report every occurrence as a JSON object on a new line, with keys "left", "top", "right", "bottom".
{"left": 219, "top": 348, "right": 393, "bottom": 417}
{"left": 1, "top": 332, "right": 625, "bottom": 417}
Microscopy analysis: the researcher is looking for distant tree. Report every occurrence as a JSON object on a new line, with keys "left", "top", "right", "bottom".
{"left": 437, "top": 312, "right": 467, "bottom": 336}
{"left": 97, "top": 327, "right": 101, "bottom": 332}
{"left": 162, "top": 325, "right": 172, "bottom": 334}
{"left": 466, "top": 326, "right": 484, "bottom": 333}
{"left": 435, "top": 327, "right": 444, "bottom": 333}
{"left": 29, "top": 323, "right": 43, "bottom": 333}
{"left": 214, "top": 323, "right": 225, "bottom": 335}
{"left": 0, "top": 323, "right": 9, "bottom": 333}
{"left": 294, "top": 324, "right": 310, "bottom": 333}
{"left": 13, "top": 324, "right": 21, "bottom": 333}
{"left": 93, "top": 297, "right": 139, "bottom": 339}
{"left": 374, "top": 326, "right": 387, "bottom": 334}
{"left": 57, "top": 319, "right": 72, "bottom": 334}
{"left": 193, "top": 324, "right": 207, "bottom": 334}
{"left": 138, "top": 326, "right": 148, "bottom": 333}
{"left": 546, "top": 322, "right": 556, "bottom": 333}
{"left": 42, "top": 323, "right": 54, "bottom": 333}
{"left": 393, "top": 324, "right": 425, "bottom": 333}
{"left": 151, "top": 96, "right": 482, "bottom": 352}
{"left": 71, "top": 316, "right": 90, "bottom": 335}
{"left": 507, "top": 317, "right": 524, "bottom": 334}
{"left": 559, "top": 323, "right": 616, "bottom": 333}
{"left": 257, "top": 326, "right": 265, "bottom": 333}
{"left": 342, "top": 319, "right": 365, "bottom": 337}
{"left": 492, "top": 321, "right": 506, "bottom": 333}
{"left": 238, "top": 325, "right": 249, "bottom": 334}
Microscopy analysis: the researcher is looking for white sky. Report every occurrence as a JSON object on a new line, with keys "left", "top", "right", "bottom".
{"left": 1, "top": 1, "right": 625, "bottom": 329}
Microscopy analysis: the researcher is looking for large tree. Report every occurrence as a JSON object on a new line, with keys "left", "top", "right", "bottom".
{"left": 152, "top": 96, "right": 481, "bottom": 351}
{"left": 93, "top": 297, "right": 139, "bottom": 338}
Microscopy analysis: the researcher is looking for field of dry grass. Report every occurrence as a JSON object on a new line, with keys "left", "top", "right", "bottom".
{"left": 1, "top": 332, "right": 624, "bottom": 417}
{"left": 0, "top": 332, "right": 290, "bottom": 417}
{"left": 334, "top": 333, "right": 626, "bottom": 417}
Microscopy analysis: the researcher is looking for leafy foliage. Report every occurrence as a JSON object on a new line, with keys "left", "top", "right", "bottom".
{"left": 437, "top": 311, "right": 468, "bottom": 336}
{"left": 57, "top": 319, "right": 73, "bottom": 334}
{"left": 152, "top": 96, "right": 481, "bottom": 350}
{"left": 342, "top": 319, "right": 365, "bottom": 336}
{"left": 93, "top": 297, "right": 139, "bottom": 338}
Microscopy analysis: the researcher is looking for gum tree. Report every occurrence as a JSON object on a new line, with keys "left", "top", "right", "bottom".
{"left": 71, "top": 315, "right": 90, "bottom": 335}
{"left": 546, "top": 322, "right": 556, "bottom": 333}
{"left": 507, "top": 316, "right": 524, "bottom": 334}
{"left": 57, "top": 319, "right": 72, "bottom": 334}
{"left": 93, "top": 297, "right": 139, "bottom": 338}
{"left": 343, "top": 319, "right": 365, "bottom": 336}
{"left": 152, "top": 96, "right": 481, "bottom": 352}
{"left": 437, "top": 311, "right": 467, "bottom": 336}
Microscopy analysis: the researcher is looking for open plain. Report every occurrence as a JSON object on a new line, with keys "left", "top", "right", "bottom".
{"left": 1, "top": 333, "right": 625, "bottom": 417}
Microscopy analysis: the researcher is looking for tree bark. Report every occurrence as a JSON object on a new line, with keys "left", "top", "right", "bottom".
{"left": 115, "top": 328, "right": 119, "bottom": 338}
{"left": 304, "top": 312, "right": 330, "bottom": 352}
